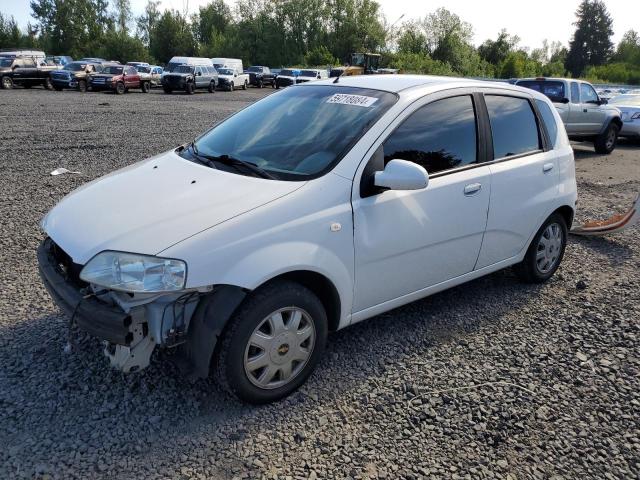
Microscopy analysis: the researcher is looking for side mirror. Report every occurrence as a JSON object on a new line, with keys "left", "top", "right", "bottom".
{"left": 197, "top": 71, "right": 202, "bottom": 76}
{"left": 374, "top": 159, "right": 429, "bottom": 191}
{"left": 559, "top": 97, "right": 570, "bottom": 104}
{"left": 599, "top": 98, "right": 608, "bottom": 105}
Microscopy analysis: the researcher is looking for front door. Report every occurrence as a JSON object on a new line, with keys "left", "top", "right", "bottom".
{"left": 352, "top": 94, "right": 490, "bottom": 313}
{"left": 579, "top": 82, "right": 606, "bottom": 134}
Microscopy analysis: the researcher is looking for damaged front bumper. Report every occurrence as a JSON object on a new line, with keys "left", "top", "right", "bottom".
{"left": 37, "top": 237, "right": 198, "bottom": 372}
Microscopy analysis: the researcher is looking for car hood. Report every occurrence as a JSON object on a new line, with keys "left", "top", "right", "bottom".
{"left": 42, "top": 150, "right": 305, "bottom": 264}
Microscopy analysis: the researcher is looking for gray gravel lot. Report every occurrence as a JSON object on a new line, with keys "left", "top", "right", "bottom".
{"left": 1, "top": 86, "right": 639, "bottom": 480}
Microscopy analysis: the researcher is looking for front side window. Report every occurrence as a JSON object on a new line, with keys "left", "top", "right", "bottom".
{"left": 383, "top": 95, "right": 477, "bottom": 174}
{"left": 580, "top": 83, "right": 599, "bottom": 104}
{"left": 190, "top": 85, "right": 397, "bottom": 180}
{"left": 485, "top": 95, "right": 540, "bottom": 159}
{"left": 22, "top": 58, "right": 36, "bottom": 67}
{"left": 570, "top": 82, "right": 580, "bottom": 104}
{"left": 535, "top": 99, "right": 559, "bottom": 147}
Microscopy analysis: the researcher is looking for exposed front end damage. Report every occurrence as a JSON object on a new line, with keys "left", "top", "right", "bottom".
{"left": 37, "top": 237, "right": 241, "bottom": 376}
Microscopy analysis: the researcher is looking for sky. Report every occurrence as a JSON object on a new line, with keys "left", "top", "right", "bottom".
{"left": 3, "top": 0, "right": 639, "bottom": 50}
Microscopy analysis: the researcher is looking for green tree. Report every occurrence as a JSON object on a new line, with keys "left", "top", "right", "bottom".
{"left": 149, "top": 9, "right": 196, "bottom": 63}
{"left": 136, "top": 0, "right": 161, "bottom": 47}
{"left": 396, "top": 21, "right": 428, "bottom": 55}
{"left": 613, "top": 30, "right": 640, "bottom": 64}
{"left": 113, "top": 0, "right": 132, "bottom": 34}
{"left": 193, "top": 0, "right": 231, "bottom": 44}
{"left": 565, "top": 0, "right": 614, "bottom": 77}
{"left": 0, "top": 14, "right": 36, "bottom": 48}
{"left": 304, "top": 46, "right": 338, "bottom": 66}
{"left": 478, "top": 30, "right": 520, "bottom": 66}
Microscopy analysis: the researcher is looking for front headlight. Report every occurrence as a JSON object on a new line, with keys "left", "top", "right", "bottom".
{"left": 80, "top": 251, "right": 187, "bottom": 293}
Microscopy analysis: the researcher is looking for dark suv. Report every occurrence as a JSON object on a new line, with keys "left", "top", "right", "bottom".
{"left": 0, "top": 56, "right": 56, "bottom": 90}
{"left": 246, "top": 66, "right": 275, "bottom": 88}
{"left": 161, "top": 65, "right": 218, "bottom": 94}
{"left": 50, "top": 61, "right": 102, "bottom": 92}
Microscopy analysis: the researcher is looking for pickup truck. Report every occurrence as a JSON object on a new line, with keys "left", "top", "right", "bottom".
{"left": 89, "top": 64, "right": 151, "bottom": 94}
{"left": 246, "top": 65, "right": 275, "bottom": 88}
{"left": 0, "top": 56, "right": 56, "bottom": 90}
{"left": 216, "top": 67, "right": 249, "bottom": 91}
{"left": 516, "top": 77, "right": 623, "bottom": 154}
{"left": 50, "top": 61, "right": 102, "bottom": 92}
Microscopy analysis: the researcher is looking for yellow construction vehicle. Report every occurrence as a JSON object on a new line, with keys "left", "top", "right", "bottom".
{"left": 329, "top": 53, "right": 382, "bottom": 78}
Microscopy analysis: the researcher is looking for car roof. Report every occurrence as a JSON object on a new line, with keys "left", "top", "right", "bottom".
{"left": 308, "top": 74, "right": 515, "bottom": 94}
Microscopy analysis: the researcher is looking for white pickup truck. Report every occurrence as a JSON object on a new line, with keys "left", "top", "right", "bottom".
{"left": 216, "top": 67, "right": 249, "bottom": 91}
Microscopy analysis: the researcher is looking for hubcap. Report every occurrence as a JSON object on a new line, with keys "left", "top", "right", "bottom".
{"left": 606, "top": 129, "right": 616, "bottom": 149}
{"left": 536, "top": 222, "right": 563, "bottom": 274}
{"left": 244, "top": 307, "right": 315, "bottom": 390}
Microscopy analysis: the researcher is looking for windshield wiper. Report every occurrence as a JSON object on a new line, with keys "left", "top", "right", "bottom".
{"left": 189, "top": 143, "right": 276, "bottom": 179}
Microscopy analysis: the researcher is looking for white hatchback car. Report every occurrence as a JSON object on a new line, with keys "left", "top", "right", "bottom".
{"left": 38, "top": 75, "right": 577, "bottom": 403}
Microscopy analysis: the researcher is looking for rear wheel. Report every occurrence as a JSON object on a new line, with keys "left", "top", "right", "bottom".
{"left": 215, "top": 280, "right": 328, "bottom": 404}
{"left": 594, "top": 122, "right": 619, "bottom": 154}
{"left": 514, "top": 213, "right": 567, "bottom": 283}
{"left": 44, "top": 77, "right": 54, "bottom": 90}
{"left": 2, "top": 76, "right": 13, "bottom": 89}
{"left": 77, "top": 79, "right": 87, "bottom": 92}
{"left": 115, "top": 82, "right": 125, "bottom": 95}
{"left": 208, "top": 81, "right": 216, "bottom": 93}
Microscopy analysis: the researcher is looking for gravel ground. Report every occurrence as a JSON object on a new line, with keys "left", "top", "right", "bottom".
{"left": 1, "top": 86, "right": 639, "bottom": 480}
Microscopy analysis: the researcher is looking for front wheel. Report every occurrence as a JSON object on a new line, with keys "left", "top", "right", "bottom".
{"left": 141, "top": 81, "right": 150, "bottom": 93}
{"left": 594, "top": 123, "right": 619, "bottom": 154}
{"left": 215, "top": 280, "right": 328, "bottom": 404}
{"left": 2, "top": 76, "right": 13, "bottom": 89}
{"left": 115, "top": 82, "right": 125, "bottom": 95}
{"left": 77, "top": 79, "right": 87, "bottom": 92}
{"left": 185, "top": 82, "right": 195, "bottom": 95}
{"left": 243, "top": 80, "right": 248, "bottom": 90}
{"left": 228, "top": 82, "right": 234, "bottom": 92}
{"left": 44, "top": 77, "right": 54, "bottom": 90}
{"left": 514, "top": 213, "right": 567, "bottom": 283}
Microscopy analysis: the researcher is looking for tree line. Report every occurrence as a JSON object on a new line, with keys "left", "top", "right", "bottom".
{"left": 0, "top": 0, "right": 638, "bottom": 85}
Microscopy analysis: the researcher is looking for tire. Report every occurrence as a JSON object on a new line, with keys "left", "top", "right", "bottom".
{"left": 257, "top": 79, "right": 263, "bottom": 89}
{"left": 163, "top": 86, "right": 172, "bottom": 94}
{"left": 208, "top": 81, "right": 215, "bottom": 93}
{"left": 115, "top": 82, "right": 125, "bottom": 95}
{"left": 141, "top": 81, "right": 150, "bottom": 93}
{"left": 54, "top": 85, "right": 63, "bottom": 91}
{"left": 186, "top": 82, "right": 195, "bottom": 95}
{"left": 594, "top": 122, "right": 619, "bottom": 154}
{"left": 2, "top": 76, "right": 13, "bottom": 89}
{"left": 229, "top": 82, "right": 234, "bottom": 92}
{"left": 514, "top": 213, "right": 567, "bottom": 283}
{"left": 215, "top": 280, "right": 328, "bottom": 404}
{"left": 77, "top": 79, "right": 87, "bottom": 92}
{"left": 243, "top": 80, "right": 248, "bottom": 90}
{"left": 44, "top": 77, "right": 54, "bottom": 90}
{"left": 275, "top": 82, "right": 280, "bottom": 90}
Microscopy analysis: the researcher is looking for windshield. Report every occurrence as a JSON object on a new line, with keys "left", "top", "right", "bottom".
{"left": 247, "top": 66, "right": 262, "bottom": 72}
{"left": 102, "top": 66, "right": 123, "bottom": 74}
{"left": 136, "top": 66, "right": 151, "bottom": 73}
{"left": 190, "top": 86, "right": 397, "bottom": 180}
{"left": 175, "top": 65, "right": 194, "bottom": 74}
{"left": 0, "top": 58, "right": 13, "bottom": 67}
{"left": 64, "top": 63, "right": 87, "bottom": 71}
{"left": 517, "top": 80, "right": 566, "bottom": 102}
{"left": 280, "top": 69, "right": 295, "bottom": 76}
{"left": 300, "top": 70, "right": 318, "bottom": 77}
{"left": 218, "top": 68, "right": 234, "bottom": 75}
{"left": 609, "top": 95, "right": 640, "bottom": 106}
{"left": 166, "top": 62, "right": 183, "bottom": 72}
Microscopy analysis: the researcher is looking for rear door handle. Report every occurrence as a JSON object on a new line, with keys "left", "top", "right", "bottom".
{"left": 543, "top": 162, "right": 554, "bottom": 173}
{"left": 464, "top": 183, "right": 482, "bottom": 196}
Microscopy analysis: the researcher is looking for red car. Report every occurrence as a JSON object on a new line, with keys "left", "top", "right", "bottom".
{"left": 89, "top": 64, "right": 151, "bottom": 94}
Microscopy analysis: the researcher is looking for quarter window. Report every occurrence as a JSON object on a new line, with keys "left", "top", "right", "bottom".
{"left": 580, "top": 83, "right": 599, "bottom": 104}
{"left": 535, "top": 99, "right": 559, "bottom": 147}
{"left": 383, "top": 95, "right": 478, "bottom": 175}
{"left": 485, "top": 95, "right": 540, "bottom": 159}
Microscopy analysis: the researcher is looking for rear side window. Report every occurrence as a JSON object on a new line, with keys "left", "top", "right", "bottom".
{"left": 383, "top": 95, "right": 477, "bottom": 175}
{"left": 535, "top": 99, "right": 559, "bottom": 147}
{"left": 485, "top": 95, "right": 540, "bottom": 159}
{"left": 570, "top": 82, "right": 580, "bottom": 104}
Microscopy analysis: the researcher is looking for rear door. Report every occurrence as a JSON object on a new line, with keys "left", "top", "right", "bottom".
{"left": 352, "top": 92, "right": 491, "bottom": 312}
{"left": 476, "top": 92, "right": 559, "bottom": 269}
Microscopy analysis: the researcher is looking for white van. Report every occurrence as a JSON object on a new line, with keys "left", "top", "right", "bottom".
{"left": 165, "top": 57, "right": 213, "bottom": 75}
{"left": 211, "top": 58, "right": 243, "bottom": 74}
{"left": 297, "top": 68, "right": 329, "bottom": 83}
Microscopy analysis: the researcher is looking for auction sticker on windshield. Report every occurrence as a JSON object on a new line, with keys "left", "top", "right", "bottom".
{"left": 326, "top": 93, "right": 379, "bottom": 108}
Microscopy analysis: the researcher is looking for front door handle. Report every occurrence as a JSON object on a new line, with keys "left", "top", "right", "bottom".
{"left": 543, "top": 162, "right": 554, "bottom": 173}
{"left": 464, "top": 183, "right": 482, "bottom": 196}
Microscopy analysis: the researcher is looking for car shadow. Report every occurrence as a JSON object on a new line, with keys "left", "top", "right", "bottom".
{"left": 571, "top": 234, "right": 635, "bottom": 267}
{"left": 0, "top": 266, "right": 545, "bottom": 476}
